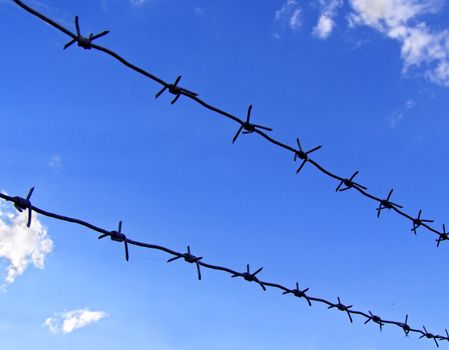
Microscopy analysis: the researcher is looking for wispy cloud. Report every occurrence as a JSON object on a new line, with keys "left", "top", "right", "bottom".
{"left": 130, "top": 0, "right": 148, "bottom": 5}
{"left": 314, "top": 14, "right": 335, "bottom": 39}
{"left": 390, "top": 111, "right": 404, "bottom": 128}
{"left": 275, "top": 0, "right": 302, "bottom": 31}
{"left": 101, "top": 0, "right": 148, "bottom": 11}
{"left": 0, "top": 201, "right": 53, "bottom": 287}
{"left": 48, "top": 155, "right": 62, "bottom": 172}
{"left": 44, "top": 308, "right": 107, "bottom": 334}
{"left": 313, "top": 0, "right": 343, "bottom": 39}
{"left": 406, "top": 98, "right": 416, "bottom": 109}
{"left": 390, "top": 98, "right": 416, "bottom": 128}
{"left": 348, "top": 0, "right": 449, "bottom": 86}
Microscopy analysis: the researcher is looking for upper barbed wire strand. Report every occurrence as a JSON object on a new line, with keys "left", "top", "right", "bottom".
{"left": 10, "top": 0, "right": 447, "bottom": 245}
{"left": 0, "top": 189, "right": 448, "bottom": 346}
{"left": 10, "top": 0, "right": 447, "bottom": 246}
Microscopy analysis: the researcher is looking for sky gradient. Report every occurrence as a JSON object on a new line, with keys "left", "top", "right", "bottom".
{"left": 2, "top": 1, "right": 449, "bottom": 349}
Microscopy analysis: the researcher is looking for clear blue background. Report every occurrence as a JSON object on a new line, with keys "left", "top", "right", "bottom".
{"left": 1, "top": 1, "right": 449, "bottom": 349}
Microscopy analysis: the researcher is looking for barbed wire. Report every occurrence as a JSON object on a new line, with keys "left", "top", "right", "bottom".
{"left": 9, "top": 0, "right": 448, "bottom": 246}
{"left": 7, "top": 0, "right": 449, "bottom": 346}
{"left": 1, "top": 188, "right": 448, "bottom": 347}
{"left": 12, "top": 1, "right": 449, "bottom": 249}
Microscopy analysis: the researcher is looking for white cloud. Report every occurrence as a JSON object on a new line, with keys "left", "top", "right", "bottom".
{"left": 44, "top": 308, "right": 107, "bottom": 334}
{"left": 349, "top": 0, "right": 449, "bottom": 86}
{"left": 48, "top": 155, "right": 62, "bottom": 172}
{"left": 130, "top": 0, "right": 147, "bottom": 5}
{"left": 275, "top": 0, "right": 302, "bottom": 31}
{"left": 348, "top": 0, "right": 428, "bottom": 29}
{"left": 313, "top": 0, "right": 343, "bottom": 39}
{"left": 0, "top": 201, "right": 53, "bottom": 286}
{"left": 290, "top": 9, "right": 302, "bottom": 30}
{"left": 314, "top": 14, "right": 335, "bottom": 39}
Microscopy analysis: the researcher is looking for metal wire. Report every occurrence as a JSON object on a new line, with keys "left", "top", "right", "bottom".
{"left": 8, "top": 0, "right": 448, "bottom": 247}
{"left": 6, "top": 0, "right": 449, "bottom": 346}
{"left": 1, "top": 188, "right": 448, "bottom": 347}
{"left": 10, "top": 0, "right": 448, "bottom": 247}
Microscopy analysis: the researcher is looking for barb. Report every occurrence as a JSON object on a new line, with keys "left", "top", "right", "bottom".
{"left": 231, "top": 264, "right": 266, "bottom": 291}
{"left": 328, "top": 297, "right": 353, "bottom": 323}
{"left": 1, "top": 190, "right": 448, "bottom": 346}
{"left": 167, "top": 245, "right": 202, "bottom": 280}
{"left": 420, "top": 326, "right": 440, "bottom": 347}
{"left": 335, "top": 171, "right": 367, "bottom": 192}
{"left": 294, "top": 138, "right": 322, "bottom": 174}
{"left": 155, "top": 76, "right": 198, "bottom": 104}
{"left": 364, "top": 311, "right": 384, "bottom": 331}
{"left": 232, "top": 105, "right": 273, "bottom": 144}
{"left": 411, "top": 210, "right": 434, "bottom": 235}
{"left": 98, "top": 220, "right": 129, "bottom": 261}
{"left": 12, "top": 187, "right": 34, "bottom": 228}
{"left": 437, "top": 225, "right": 448, "bottom": 247}
{"left": 402, "top": 314, "right": 411, "bottom": 336}
{"left": 376, "top": 189, "right": 403, "bottom": 218}
{"left": 63, "top": 16, "right": 109, "bottom": 50}
{"left": 282, "top": 282, "right": 312, "bottom": 306}
{"left": 10, "top": 0, "right": 449, "bottom": 247}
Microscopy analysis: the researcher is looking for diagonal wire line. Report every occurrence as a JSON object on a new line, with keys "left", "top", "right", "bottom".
{"left": 5, "top": 1, "right": 449, "bottom": 345}
{"left": 10, "top": 0, "right": 448, "bottom": 246}
{"left": 0, "top": 189, "right": 448, "bottom": 347}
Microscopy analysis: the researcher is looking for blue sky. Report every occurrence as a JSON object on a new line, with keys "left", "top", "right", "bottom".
{"left": 2, "top": 0, "right": 449, "bottom": 349}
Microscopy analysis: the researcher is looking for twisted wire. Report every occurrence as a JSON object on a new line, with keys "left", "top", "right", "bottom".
{"left": 7, "top": 0, "right": 449, "bottom": 346}
{"left": 0, "top": 189, "right": 448, "bottom": 347}
{"left": 10, "top": 0, "right": 448, "bottom": 246}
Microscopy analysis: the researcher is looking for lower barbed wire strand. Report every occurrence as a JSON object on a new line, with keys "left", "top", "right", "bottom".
{"left": 1, "top": 191, "right": 448, "bottom": 346}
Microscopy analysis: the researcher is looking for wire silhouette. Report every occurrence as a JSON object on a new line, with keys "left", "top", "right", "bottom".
{"left": 63, "top": 16, "right": 109, "bottom": 50}
{"left": 293, "top": 138, "right": 322, "bottom": 174}
{"left": 7, "top": 1, "right": 449, "bottom": 346}
{"left": 155, "top": 75, "right": 198, "bottom": 104}
{"left": 98, "top": 220, "right": 129, "bottom": 261}
{"left": 232, "top": 105, "right": 273, "bottom": 144}
{"left": 0, "top": 188, "right": 448, "bottom": 347}
{"left": 10, "top": 0, "right": 448, "bottom": 246}
{"left": 13, "top": 0, "right": 447, "bottom": 247}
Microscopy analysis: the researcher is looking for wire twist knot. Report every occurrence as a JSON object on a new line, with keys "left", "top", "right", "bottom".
{"left": 376, "top": 189, "right": 403, "bottom": 218}
{"left": 294, "top": 138, "right": 322, "bottom": 174}
{"left": 420, "top": 326, "right": 439, "bottom": 347}
{"left": 328, "top": 297, "right": 353, "bottom": 323}
{"left": 364, "top": 311, "right": 384, "bottom": 331}
{"left": 167, "top": 246, "right": 203, "bottom": 280}
{"left": 155, "top": 76, "right": 198, "bottom": 104}
{"left": 232, "top": 105, "right": 272, "bottom": 143}
{"left": 437, "top": 225, "right": 449, "bottom": 247}
{"left": 98, "top": 221, "right": 129, "bottom": 261}
{"left": 400, "top": 314, "right": 411, "bottom": 336}
{"left": 64, "top": 16, "right": 109, "bottom": 50}
{"left": 231, "top": 264, "right": 266, "bottom": 291}
{"left": 336, "top": 171, "right": 367, "bottom": 192}
{"left": 12, "top": 187, "right": 34, "bottom": 228}
{"left": 411, "top": 210, "right": 434, "bottom": 235}
{"left": 282, "top": 282, "right": 312, "bottom": 306}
